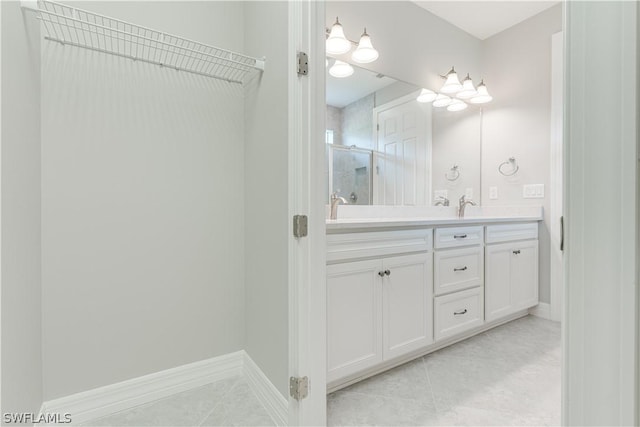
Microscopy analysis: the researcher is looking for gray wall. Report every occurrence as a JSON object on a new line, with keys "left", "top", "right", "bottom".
{"left": 325, "top": 2, "right": 483, "bottom": 93}
{"left": 1, "top": 1, "right": 43, "bottom": 417}
{"left": 40, "top": 2, "right": 246, "bottom": 399}
{"left": 481, "top": 4, "right": 562, "bottom": 303}
{"left": 243, "top": 1, "right": 289, "bottom": 398}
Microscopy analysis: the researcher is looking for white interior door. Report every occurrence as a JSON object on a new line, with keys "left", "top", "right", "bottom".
{"left": 374, "top": 95, "right": 431, "bottom": 206}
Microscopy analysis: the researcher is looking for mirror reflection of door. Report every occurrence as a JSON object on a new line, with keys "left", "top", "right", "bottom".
{"left": 373, "top": 95, "right": 431, "bottom": 206}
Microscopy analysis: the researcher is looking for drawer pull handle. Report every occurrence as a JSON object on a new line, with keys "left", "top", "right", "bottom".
{"left": 454, "top": 266, "right": 468, "bottom": 272}
{"left": 384, "top": 270, "right": 391, "bottom": 276}
{"left": 378, "top": 271, "right": 385, "bottom": 277}
{"left": 454, "top": 309, "right": 468, "bottom": 316}
{"left": 513, "top": 250, "right": 521, "bottom": 255}
{"left": 453, "top": 234, "right": 468, "bottom": 239}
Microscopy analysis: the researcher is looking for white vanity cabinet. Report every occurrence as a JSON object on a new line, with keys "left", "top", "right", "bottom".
{"left": 485, "top": 223, "right": 539, "bottom": 322}
{"left": 326, "top": 230, "right": 433, "bottom": 383}
{"left": 433, "top": 225, "right": 485, "bottom": 340}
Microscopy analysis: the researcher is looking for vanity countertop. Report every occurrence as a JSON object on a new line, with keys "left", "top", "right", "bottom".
{"left": 325, "top": 206, "right": 543, "bottom": 232}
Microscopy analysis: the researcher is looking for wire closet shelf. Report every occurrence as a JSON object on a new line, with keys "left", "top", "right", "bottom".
{"left": 21, "top": 0, "right": 265, "bottom": 85}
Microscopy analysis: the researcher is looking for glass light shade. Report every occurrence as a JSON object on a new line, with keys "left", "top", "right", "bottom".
{"left": 326, "top": 18, "right": 352, "bottom": 55}
{"left": 440, "top": 67, "right": 463, "bottom": 94}
{"left": 329, "top": 60, "right": 354, "bottom": 78}
{"left": 447, "top": 99, "right": 468, "bottom": 112}
{"left": 416, "top": 88, "right": 437, "bottom": 103}
{"left": 351, "top": 29, "right": 379, "bottom": 63}
{"left": 470, "top": 81, "right": 493, "bottom": 104}
{"left": 456, "top": 74, "right": 477, "bottom": 99}
{"left": 432, "top": 94, "right": 452, "bottom": 108}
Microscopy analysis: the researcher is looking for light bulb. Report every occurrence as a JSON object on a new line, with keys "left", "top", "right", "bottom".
{"left": 326, "top": 17, "right": 352, "bottom": 55}
{"left": 470, "top": 80, "right": 493, "bottom": 104}
{"left": 440, "top": 67, "right": 463, "bottom": 94}
{"left": 447, "top": 99, "right": 468, "bottom": 112}
{"left": 416, "top": 88, "right": 437, "bottom": 103}
{"left": 432, "top": 94, "right": 452, "bottom": 108}
{"left": 351, "top": 28, "right": 379, "bottom": 63}
{"left": 456, "top": 74, "right": 477, "bottom": 99}
{"left": 329, "top": 60, "right": 354, "bottom": 78}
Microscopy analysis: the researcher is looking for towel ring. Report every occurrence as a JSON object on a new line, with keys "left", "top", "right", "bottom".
{"left": 498, "top": 157, "right": 519, "bottom": 176}
{"left": 445, "top": 164, "right": 460, "bottom": 181}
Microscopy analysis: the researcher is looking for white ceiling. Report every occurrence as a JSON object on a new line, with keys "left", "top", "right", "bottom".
{"left": 413, "top": 1, "right": 560, "bottom": 40}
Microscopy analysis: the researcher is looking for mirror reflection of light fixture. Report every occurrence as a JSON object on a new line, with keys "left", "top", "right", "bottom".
{"left": 351, "top": 28, "right": 379, "bottom": 63}
{"left": 447, "top": 99, "right": 468, "bottom": 112}
{"left": 326, "top": 17, "right": 352, "bottom": 55}
{"left": 329, "top": 60, "right": 354, "bottom": 78}
{"left": 416, "top": 88, "right": 437, "bottom": 103}
{"left": 440, "top": 67, "right": 463, "bottom": 94}
{"left": 432, "top": 94, "right": 452, "bottom": 108}
{"left": 470, "top": 80, "right": 493, "bottom": 104}
{"left": 456, "top": 74, "right": 477, "bottom": 99}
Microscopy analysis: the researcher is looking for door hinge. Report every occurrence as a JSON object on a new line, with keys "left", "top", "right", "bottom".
{"left": 297, "top": 51, "right": 308, "bottom": 76}
{"left": 289, "top": 376, "right": 309, "bottom": 401}
{"left": 293, "top": 215, "right": 308, "bottom": 238}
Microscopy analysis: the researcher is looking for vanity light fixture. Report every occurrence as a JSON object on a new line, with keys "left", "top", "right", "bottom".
{"left": 456, "top": 74, "right": 478, "bottom": 99}
{"left": 326, "top": 17, "right": 352, "bottom": 55}
{"left": 416, "top": 88, "right": 437, "bottom": 103}
{"left": 326, "top": 17, "right": 380, "bottom": 65}
{"left": 440, "top": 67, "right": 463, "bottom": 94}
{"left": 432, "top": 94, "right": 452, "bottom": 108}
{"left": 329, "top": 60, "right": 354, "bottom": 78}
{"left": 470, "top": 80, "right": 493, "bottom": 104}
{"left": 351, "top": 28, "right": 379, "bottom": 63}
{"left": 447, "top": 99, "right": 468, "bottom": 112}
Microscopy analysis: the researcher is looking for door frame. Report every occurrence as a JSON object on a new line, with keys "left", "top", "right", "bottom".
{"left": 287, "top": 0, "right": 327, "bottom": 425}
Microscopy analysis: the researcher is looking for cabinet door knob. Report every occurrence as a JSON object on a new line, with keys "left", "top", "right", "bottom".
{"left": 384, "top": 270, "right": 391, "bottom": 276}
{"left": 453, "top": 234, "right": 467, "bottom": 239}
{"left": 513, "top": 250, "right": 521, "bottom": 255}
{"left": 454, "top": 266, "right": 468, "bottom": 272}
{"left": 454, "top": 309, "right": 468, "bottom": 316}
{"left": 378, "top": 271, "right": 385, "bottom": 277}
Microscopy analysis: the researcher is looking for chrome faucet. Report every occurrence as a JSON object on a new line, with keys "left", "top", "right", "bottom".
{"left": 458, "top": 195, "right": 476, "bottom": 218}
{"left": 330, "top": 192, "right": 348, "bottom": 220}
{"left": 434, "top": 196, "right": 450, "bottom": 206}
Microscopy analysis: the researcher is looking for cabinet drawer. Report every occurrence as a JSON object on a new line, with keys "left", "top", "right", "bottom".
{"left": 434, "top": 287, "right": 484, "bottom": 340}
{"left": 485, "top": 222, "right": 538, "bottom": 244}
{"left": 327, "top": 229, "right": 433, "bottom": 263}
{"left": 434, "top": 246, "right": 484, "bottom": 296}
{"left": 435, "top": 226, "right": 483, "bottom": 249}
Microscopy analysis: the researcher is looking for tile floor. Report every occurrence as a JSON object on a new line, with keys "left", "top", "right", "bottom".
{"left": 81, "top": 315, "right": 560, "bottom": 427}
{"left": 328, "top": 315, "right": 561, "bottom": 426}
{"left": 81, "top": 376, "right": 276, "bottom": 426}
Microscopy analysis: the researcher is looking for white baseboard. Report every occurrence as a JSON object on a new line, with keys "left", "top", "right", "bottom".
{"left": 243, "top": 352, "right": 288, "bottom": 426}
{"left": 529, "top": 302, "right": 552, "bottom": 320}
{"left": 40, "top": 351, "right": 245, "bottom": 425}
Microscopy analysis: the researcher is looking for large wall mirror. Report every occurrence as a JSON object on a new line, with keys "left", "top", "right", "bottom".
{"left": 326, "top": 61, "right": 481, "bottom": 206}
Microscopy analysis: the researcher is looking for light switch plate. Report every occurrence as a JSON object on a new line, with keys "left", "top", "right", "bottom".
{"left": 489, "top": 186, "right": 498, "bottom": 200}
{"left": 523, "top": 184, "right": 544, "bottom": 199}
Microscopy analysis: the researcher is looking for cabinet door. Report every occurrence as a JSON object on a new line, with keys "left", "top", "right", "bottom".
{"left": 382, "top": 252, "right": 433, "bottom": 360}
{"left": 485, "top": 242, "right": 514, "bottom": 322}
{"left": 327, "top": 259, "right": 383, "bottom": 382}
{"left": 485, "top": 240, "right": 539, "bottom": 322}
{"left": 511, "top": 240, "right": 539, "bottom": 310}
